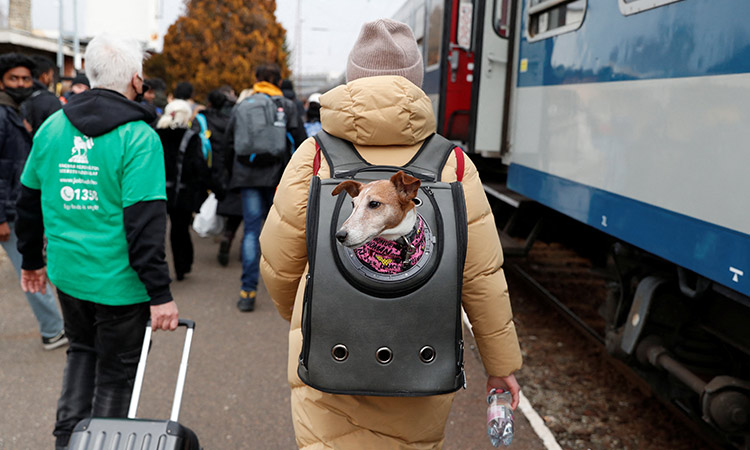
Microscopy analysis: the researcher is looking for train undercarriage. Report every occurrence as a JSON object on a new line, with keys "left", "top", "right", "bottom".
{"left": 481, "top": 163, "right": 750, "bottom": 449}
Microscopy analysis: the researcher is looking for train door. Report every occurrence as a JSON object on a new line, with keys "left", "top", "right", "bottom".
{"left": 422, "top": 0, "right": 445, "bottom": 119}
{"left": 437, "top": 0, "right": 476, "bottom": 144}
{"left": 470, "top": 0, "right": 515, "bottom": 157}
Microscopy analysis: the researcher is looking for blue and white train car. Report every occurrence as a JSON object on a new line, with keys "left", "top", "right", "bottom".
{"left": 503, "top": 0, "right": 750, "bottom": 444}
{"left": 507, "top": 0, "right": 750, "bottom": 298}
{"left": 384, "top": 0, "right": 749, "bottom": 443}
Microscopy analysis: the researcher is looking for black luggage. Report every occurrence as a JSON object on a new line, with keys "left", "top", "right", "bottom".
{"left": 67, "top": 319, "right": 200, "bottom": 450}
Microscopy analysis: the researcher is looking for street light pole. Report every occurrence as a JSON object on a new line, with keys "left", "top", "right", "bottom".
{"left": 57, "top": 0, "right": 64, "bottom": 77}
{"left": 73, "top": 0, "right": 80, "bottom": 72}
{"left": 294, "top": 0, "right": 302, "bottom": 89}
{"left": 73, "top": 0, "right": 81, "bottom": 75}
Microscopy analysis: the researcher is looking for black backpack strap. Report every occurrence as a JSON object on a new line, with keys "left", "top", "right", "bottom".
{"left": 402, "top": 134, "right": 457, "bottom": 182}
{"left": 313, "top": 131, "right": 368, "bottom": 178}
{"left": 314, "top": 131, "right": 458, "bottom": 181}
{"left": 168, "top": 129, "right": 196, "bottom": 199}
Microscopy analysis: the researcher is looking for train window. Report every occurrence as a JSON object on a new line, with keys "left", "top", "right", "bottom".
{"left": 526, "top": 0, "right": 586, "bottom": 42}
{"left": 414, "top": 4, "right": 426, "bottom": 43}
{"left": 493, "top": 0, "right": 512, "bottom": 38}
{"left": 426, "top": 0, "right": 444, "bottom": 67}
{"left": 619, "top": 0, "right": 683, "bottom": 16}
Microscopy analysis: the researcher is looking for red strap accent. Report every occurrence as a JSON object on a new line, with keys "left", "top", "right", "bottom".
{"left": 313, "top": 141, "right": 321, "bottom": 176}
{"left": 454, "top": 146, "right": 465, "bottom": 182}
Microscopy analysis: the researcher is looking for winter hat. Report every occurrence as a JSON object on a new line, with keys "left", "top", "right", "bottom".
{"left": 346, "top": 18, "right": 423, "bottom": 87}
{"left": 71, "top": 73, "right": 90, "bottom": 88}
{"left": 307, "top": 92, "right": 321, "bottom": 104}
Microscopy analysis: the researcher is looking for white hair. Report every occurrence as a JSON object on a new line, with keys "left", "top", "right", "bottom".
{"left": 236, "top": 88, "right": 254, "bottom": 103}
{"left": 84, "top": 34, "right": 144, "bottom": 95}
{"left": 156, "top": 100, "right": 193, "bottom": 129}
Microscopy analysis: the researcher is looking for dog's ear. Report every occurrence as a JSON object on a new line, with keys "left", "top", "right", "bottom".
{"left": 332, "top": 180, "right": 363, "bottom": 198}
{"left": 390, "top": 171, "right": 421, "bottom": 201}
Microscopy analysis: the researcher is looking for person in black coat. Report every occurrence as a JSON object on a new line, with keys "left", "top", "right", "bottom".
{"left": 0, "top": 52, "right": 67, "bottom": 349}
{"left": 281, "top": 79, "right": 305, "bottom": 122}
{"left": 156, "top": 99, "right": 209, "bottom": 280}
{"left": 22, "top": 55, "right": 62, "bottom": 136}
{"left": 204, "top": 88, "right": 243, "bottom": 266}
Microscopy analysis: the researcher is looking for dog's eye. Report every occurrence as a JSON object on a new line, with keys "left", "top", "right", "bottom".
{"left": 369, "top": 201, "right": 381, "bottom": 209}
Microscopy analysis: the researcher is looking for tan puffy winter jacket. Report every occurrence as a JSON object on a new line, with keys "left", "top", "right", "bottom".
{"left": 259, "top": 76, "right": 522, "bottom": 449}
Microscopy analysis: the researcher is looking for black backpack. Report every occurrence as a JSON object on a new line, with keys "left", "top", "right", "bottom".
{"left": 298, "top": 131, "right": 468, "bottom": 396}
{"left": 165, "top": 129, "right": 196, "bottom": 208}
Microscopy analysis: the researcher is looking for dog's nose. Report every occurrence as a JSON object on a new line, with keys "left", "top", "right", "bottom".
{"left": 335, "top": 230, "right": 348, "bottom": 243}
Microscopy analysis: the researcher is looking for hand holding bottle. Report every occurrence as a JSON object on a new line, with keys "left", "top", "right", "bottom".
{"left": 487, "top": 388, "right": 514, "bottom": 447}
{"left": 486, "top": 373, "right": 520, "bottom": 447}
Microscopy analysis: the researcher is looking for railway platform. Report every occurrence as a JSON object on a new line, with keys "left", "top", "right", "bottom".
{"left": 0, "top": 230, "right": 552, "bottom": 449}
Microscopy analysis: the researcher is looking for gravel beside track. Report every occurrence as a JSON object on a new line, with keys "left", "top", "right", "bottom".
{"left": 507, "top": 241, "right": 711, "bottom": 450}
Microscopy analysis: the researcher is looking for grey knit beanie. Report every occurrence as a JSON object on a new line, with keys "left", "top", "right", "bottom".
{"left": 346, "top": 18, "right": 424, "bottom": 87}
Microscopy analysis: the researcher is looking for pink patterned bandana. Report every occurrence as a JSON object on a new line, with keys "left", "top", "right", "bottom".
{"left": 354, "top": 215, "right": 426, "bottom": 274}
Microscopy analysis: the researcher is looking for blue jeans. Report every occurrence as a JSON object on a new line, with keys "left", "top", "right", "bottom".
{"left": 240, "top": 187, "right": 276, "bottom": 292}
{"left": 1, "top": 221, "right": 64, "bottom": 338}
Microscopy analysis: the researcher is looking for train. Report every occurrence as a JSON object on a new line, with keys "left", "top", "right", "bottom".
{"left": 390, "top": 0, "right": 750, "bottom": 447}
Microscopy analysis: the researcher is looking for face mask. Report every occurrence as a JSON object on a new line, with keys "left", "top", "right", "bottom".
{"left": 133, "top": 76, "right": 149, "bottom": 104}
{"left": 5, "top": 86, "right": 33, "bottom": 104}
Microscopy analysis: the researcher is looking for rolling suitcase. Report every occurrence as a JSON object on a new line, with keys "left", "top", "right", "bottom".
{"left": 67, "top": 319, "right": 200, "bottom": 450}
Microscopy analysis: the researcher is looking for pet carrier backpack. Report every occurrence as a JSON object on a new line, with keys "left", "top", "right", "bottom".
{"left": 298, "top": 130, "right": 468, "bottom": 396}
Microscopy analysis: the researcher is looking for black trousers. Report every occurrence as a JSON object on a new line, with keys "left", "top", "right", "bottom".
{"left": 168, "top": 208, "right": 194, "bottom": 277}
{"left": 223, "top": 215, "right": 243, "bottom": 241}
{"left": 53, "top": 290, "right": 149, "bottom": 448}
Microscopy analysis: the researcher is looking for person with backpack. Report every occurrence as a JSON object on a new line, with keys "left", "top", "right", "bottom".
{"left": 219, "top": 63, "right": 306, "bottom": 312}
{"left": 258, "top": 19, "right": 522, "bottom": 448}
{"left": 155, "top": 99, "right": 209, "bottom": 281}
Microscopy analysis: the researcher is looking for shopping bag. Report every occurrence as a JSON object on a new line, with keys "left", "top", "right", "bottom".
{"left": 192, "top": 193, "right": 225, "bottom": 238}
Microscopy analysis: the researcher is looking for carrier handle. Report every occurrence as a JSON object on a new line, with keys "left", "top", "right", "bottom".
{"left": 128, "top": 319, "right": 196, "bottom": 421}
{"left": 335, "top": 165, "right": 437, "bottom": 182}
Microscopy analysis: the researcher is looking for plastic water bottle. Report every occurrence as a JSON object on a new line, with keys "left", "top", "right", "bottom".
{"left": 487, "top": 388, "right": 514, "bottom": 447}
{"left": 273, "top": 107, "right": 286, "bottom": 127}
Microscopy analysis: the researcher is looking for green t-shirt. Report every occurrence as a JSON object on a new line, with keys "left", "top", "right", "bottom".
{"left": 21, "top": 110, "right": 166, "bottom": 305}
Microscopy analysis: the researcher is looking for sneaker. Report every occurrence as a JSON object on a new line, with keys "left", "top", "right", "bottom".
{"left": 42, "top": 330, "right": 69, "bottom": 351}
{"left": 237, "top": 290, "right": 256, "bottom": 312}
{"left": 218, "top": 239, "right": 230, "bottom": 267}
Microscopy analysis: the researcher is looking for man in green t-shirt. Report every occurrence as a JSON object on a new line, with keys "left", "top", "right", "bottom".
{"left": 15, "top": 35, "right": 179, "bottom": 450}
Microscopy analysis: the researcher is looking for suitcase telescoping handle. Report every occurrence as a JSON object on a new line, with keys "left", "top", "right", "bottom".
{"left": 127, "top": 319, "right": 196, "bottom": 421}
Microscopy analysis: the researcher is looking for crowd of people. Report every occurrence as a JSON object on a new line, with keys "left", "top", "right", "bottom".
{"left": 1, "top": 18, "right": 521, "bottom": 450}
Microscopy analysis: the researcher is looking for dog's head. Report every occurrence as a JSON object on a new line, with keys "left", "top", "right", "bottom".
{"left": 332, "top": 171, "right": 421, "bottom": 248}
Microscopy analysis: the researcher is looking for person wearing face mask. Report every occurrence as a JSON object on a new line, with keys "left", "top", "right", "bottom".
{"left": 0, "top": 52, "right": 68, "bottom": 352}
{"left": 15, "top": 35, "right": 180, "bottom": 449}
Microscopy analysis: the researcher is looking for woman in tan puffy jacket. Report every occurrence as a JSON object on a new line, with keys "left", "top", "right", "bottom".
{"left": 259, "top": 19, "right": 522, "bottom": 449}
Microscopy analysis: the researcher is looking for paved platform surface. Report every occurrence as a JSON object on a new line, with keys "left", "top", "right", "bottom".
{"left": 0, "top": 231, "right": 546, "bottom": 449}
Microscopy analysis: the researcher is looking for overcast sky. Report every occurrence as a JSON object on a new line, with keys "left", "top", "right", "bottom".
{"left": 160, "top": 0, "right": 405, "bottom": 77}
{"left": 34, "top": 1, "right": 405, "bottom": 76}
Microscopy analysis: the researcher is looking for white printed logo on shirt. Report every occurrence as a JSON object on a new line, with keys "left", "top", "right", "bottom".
{"left": 68, "top": 136, "right": 94, "bottom": 164}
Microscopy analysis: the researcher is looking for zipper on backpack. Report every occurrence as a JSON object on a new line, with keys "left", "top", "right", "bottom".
{"left": 300, "top": 273, "right": 313, "bottom": 367}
